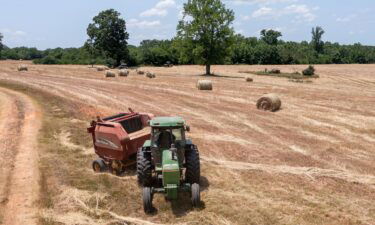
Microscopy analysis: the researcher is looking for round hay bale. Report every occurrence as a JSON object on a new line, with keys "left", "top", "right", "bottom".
{"left": 146, "top": 72, "right": 156, "bottom": 78}
{"left": 245, "top": 76, "right": 253, "bottom": 82}
{"left": 256, "top": 94, "right": 281, "bottom": 112}
{"left": 17, "top": 65, "right": 28, "bottom": 71}
{"left": 137, "top": 69, "right": 145, "bottom": 75}
{"left": 118, "top": 69, "right": 129, "bottom": 77}
{"left": 105, "top": 71, "right": 116, "bottom": 78}
{"left": 97, "top": 66, "right": 108, "bottom": 71}
{"left": 197, "top": 80, "right": 213, "bottom": 91}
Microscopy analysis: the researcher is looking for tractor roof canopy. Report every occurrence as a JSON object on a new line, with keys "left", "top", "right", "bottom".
{"left": 149, "top": 117, "right": 185, "bottom": 128}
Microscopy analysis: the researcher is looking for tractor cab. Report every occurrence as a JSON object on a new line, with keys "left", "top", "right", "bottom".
{"left": 149, "top": 117, "right": 189, "bottom": 168}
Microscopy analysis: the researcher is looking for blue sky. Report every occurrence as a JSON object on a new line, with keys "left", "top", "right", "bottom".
{"left": 0, "top": 0, "right": 374, "bottom": 49}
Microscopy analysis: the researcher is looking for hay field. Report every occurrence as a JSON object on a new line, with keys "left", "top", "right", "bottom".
{"left": 0, "top": 60, "right": 374, "bottom": 225}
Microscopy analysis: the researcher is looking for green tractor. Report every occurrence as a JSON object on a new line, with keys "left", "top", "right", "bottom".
{"left": 137, "top": 117, "right": 201, "bottom": 213}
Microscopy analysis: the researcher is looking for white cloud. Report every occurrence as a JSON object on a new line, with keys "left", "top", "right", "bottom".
{"left": 140, "top": 0, "right": 176, "bottom": 17}
{"left": 284, "top": 4, "right": 316, "bottom": 22}
{"left": 249, "top": 4, "right": 316, "bottom": 22}
{"left": 156, "top": 0, "right": 175, "bottom": 8}
{"left": 229, "top": 0, "right": 298, "bottom": 6}
{"left": 140, "top": 8, "right": 168, "bottom": 17}
{"left": 252, "top": 7, "right": 273, "bottom": 18}
{"left": 0, "top": 28, "right": 27, "bottom": 37}
{"left": 336, "top": 14, "right": 357, "bottom": 22}
{"left": 127, "top": 19, "right": 161, "bottom": 29}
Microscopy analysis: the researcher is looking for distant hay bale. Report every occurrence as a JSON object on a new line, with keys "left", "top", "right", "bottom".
{"left": 145, "top": 72, "right": 156, "bottom": 78}
{"left": 302, "top": 65, "right": 315, "bottom": 76}
{"left": 245, "top": 76, "right": 253, "bottom": 82}
{"left": 105, "top": 71, "right": 116, "bottom": 78}
{"left": 97, "top": 66, "right": 108, "bottom": 71}
{"left": 197, "top": 80, "right": 213, "bottom": 91}
{"left": 118, "top": 69, "right": 129, "bottom": 77}
{"left": 136, "top": 69, "right": 145, "bottom": 75}
{"left": 256, "top": 93, "right": 281, "bottom": 112}
{"left": 17, "top": 65, "right": 28, "bottom": 71}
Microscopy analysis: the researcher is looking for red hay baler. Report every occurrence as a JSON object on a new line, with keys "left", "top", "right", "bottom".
{"left": 87, "top": 108, "right": 154, "bottom": 175}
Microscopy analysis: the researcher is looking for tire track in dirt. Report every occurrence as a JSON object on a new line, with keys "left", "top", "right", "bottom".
{"left": 0, "top": 88, "right": 41, "bottom": 225}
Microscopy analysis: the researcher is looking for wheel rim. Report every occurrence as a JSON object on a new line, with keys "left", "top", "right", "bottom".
{"left": 93, "top": 163, "right": 101, "bottom": 172}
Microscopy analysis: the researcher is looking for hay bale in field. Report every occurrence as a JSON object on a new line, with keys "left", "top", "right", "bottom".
{"left": 105, "top": 71, "right": 116, "bottom": 78}
{"left": 302, "top": 65, "right": 315, "bottom": 76}
{"left": 146, "top": 72, "right": 156, "bottom": 78}
{"left": 256, "top": 93, "right": 281, "bottom": 112}
{"left": 97, "top": 66, "right": 108, "bottom": 71}
{"left": 197, "top": 80, "right": 213, "bottom": 91}
{"left": 17, "top": 65, "right": 28, "bottom": 71}
{"left": 245, "top": 76, "right": 253, "bottom": 82}
{"left": 118, "top": 69, "right": 129, "bottom": 77}
{"left": 136, "top": 69, "right": 145, "bottom": 75}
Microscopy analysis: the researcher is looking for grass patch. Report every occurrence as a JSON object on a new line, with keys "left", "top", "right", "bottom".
{"left": 239, "top": 70, "right": 319, "bottom": 79}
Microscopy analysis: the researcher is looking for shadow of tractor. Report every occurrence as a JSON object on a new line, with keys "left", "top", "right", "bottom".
{"left": 170, "top": 176, "right": 210, "bottom": 217}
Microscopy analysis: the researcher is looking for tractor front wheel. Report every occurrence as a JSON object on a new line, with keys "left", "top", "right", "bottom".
{"left": 185, "top": 145, "right": 200, "bottom": 184}
{"left": 92, "top": 159, "right": 107, "bottom": 172}
{"left": 137, "top": 150, "right": 153, "bottom": 186}
{"left": 143, "top": 187, "right": 154, "bottom": 214}
{"left": 191, "top": 183, "right": 200, "bottom": 207}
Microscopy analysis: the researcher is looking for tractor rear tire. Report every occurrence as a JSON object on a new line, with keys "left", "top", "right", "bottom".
{"left": 185, "top": 145, "right": 200, "bottom": 184}
{"left": 92, "top": 159, "right": 106, "bottom": 172}
{"left": 137, "top": 150, "right": 153, "bottom": 186}
{"left": 191, "top": 183, "right": 200, "bottom": 207}
{"left": 143, "top": 187, "right": 154, "bottom": 214}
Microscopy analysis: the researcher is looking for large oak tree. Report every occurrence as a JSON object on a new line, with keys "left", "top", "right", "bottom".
{"left": 87, "top": 9, "right": 129, "bottom": 67}
{"left": 177, "top": 0, "right": 234, "bottom": 75}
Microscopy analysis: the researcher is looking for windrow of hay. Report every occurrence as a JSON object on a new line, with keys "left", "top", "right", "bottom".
{"left": 146, "top": 72, "right": 156, "bottom": 78}
{"left": 42, "top": 187, "right": 162, "bottom": 225}
{"left": 118, "top": 69, "right": 129, "bottom": 77}
{"left": 105, "top": 71, "right": 116, "bottom": 78}
{"left": 17, "top": 65, "right": 28, "bottom": 71}
{"left": 197, "top": 80, "right": 213, "bottom": 90}
{"left": 256, "top": 93, "right": 281, "bottom": 112}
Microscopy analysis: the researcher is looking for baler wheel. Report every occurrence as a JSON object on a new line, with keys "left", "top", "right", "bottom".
{"left": 142, "top": 187, "right": 154, "bottom": 214}
{"left": 191, "top": 183, "right": 200, "bottom": 207}
{"left": 185, "top": 145, "right": 200, "bottom": 184}
{"left": 137, "top": 150, "right": 153, "bottom": 186}
{"left": 92, "top": 159, "right": 106, "bottom": 172}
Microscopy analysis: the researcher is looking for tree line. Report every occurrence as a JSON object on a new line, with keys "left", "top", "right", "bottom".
{"left": 0, "top": 0, "right": 375, "bottom": 72}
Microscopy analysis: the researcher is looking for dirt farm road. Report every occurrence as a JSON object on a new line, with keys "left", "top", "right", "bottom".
{"left": 0, "top": 87, "right": 41, "bottom": 225}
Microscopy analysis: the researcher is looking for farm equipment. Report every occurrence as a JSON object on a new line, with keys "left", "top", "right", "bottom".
{"left": 137, "top": 117, "right": 201, "bottom": 213}
{"left": 87, "top": 108, "right": 154, "bottom": 175}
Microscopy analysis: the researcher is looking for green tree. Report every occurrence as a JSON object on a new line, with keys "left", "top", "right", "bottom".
{"left": 0, "top": 32, "right": 3, "bottom": 58}
{"left": 311, "top": 26, "right": 325, "bottom": 53}
{"left": 260, "top": 29, "right": 282, "bottom": 45}
{"left": 86, "top": 9, "right": 129, "bottom": 67}
{"left": 177, "top": 0, "right": 235, "bottom": 75}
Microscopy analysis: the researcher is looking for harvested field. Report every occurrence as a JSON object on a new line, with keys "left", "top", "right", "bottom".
{"left": 0, "top": 61, "right": 374, "bottom": 225}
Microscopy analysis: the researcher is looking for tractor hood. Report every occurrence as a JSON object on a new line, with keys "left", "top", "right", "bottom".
{"left": 149, "top": 116, "right": 185, "bottom": 127}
